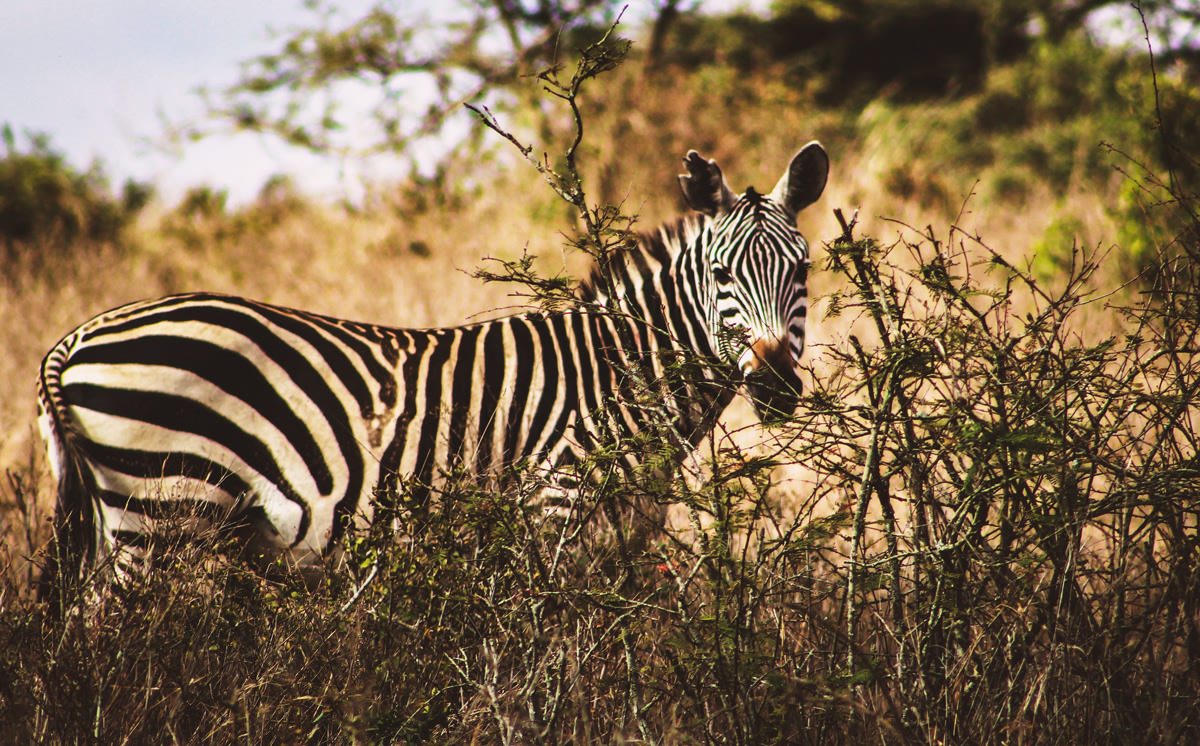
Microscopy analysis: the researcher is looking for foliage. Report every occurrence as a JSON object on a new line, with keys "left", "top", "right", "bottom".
{"left": 153, "top": 0, "right": 1200, "bottom": 211}
{"left": 0, "top": 126, "right": 151, "bottom": 265}
{"left": 176, "top": 0, "right": 630, "bottom": 171}
{"left": 1101, "top": 9, "right": 1200, "bottom": 280}
{"left": 838, "top": 25, "right": 1200, "bottom": 283}
{"left": 161, "top": 175, "right": 311, "bottom": 250}
{"left": 857, "top": 32, "right": 1149, "bottom": 194}
{"left": 809, "top": 208, "right": 1200, "bottom": 741}
{"left": 467, "top": 17, "right": 634, "bottom": 310}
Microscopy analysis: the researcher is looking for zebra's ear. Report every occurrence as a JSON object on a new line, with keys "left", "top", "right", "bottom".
{"left": 770, "top": 141, "right": 829, "bottom": 215}
{"left": 679, "top": 151, "right": 735, "bottom": 217}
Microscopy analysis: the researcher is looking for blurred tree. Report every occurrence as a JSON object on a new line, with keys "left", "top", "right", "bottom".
{"left": 774, "top": 0, "right": 1197, "bottom": 42}
{"left": 645, "top": 0, "right": 692, "bottom": 69}
{"left": 0, "top": 125, "right": 151, "bottom": 262}
{"left": 183, "top": 0, "right": 1199, "bottom": 172}
{"left": 178, "top": 0, "right": 635, "bottom": 168}
{"left": 648, "top": 0, "right": 1200, "bottom": 103}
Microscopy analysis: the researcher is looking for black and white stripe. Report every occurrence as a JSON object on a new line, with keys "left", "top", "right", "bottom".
{"left": 37, "top": 143, "right": 829, "bottom": 588}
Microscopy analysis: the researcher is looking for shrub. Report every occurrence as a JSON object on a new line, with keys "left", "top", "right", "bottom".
{"left": 0, "top": 125, "right": 150, "bottom": 265}
{"left": 160, "top": 177, "right": 312, "bottom": 251}
{"left": 6, "top": 194, "right": 1200, "bottom": 742}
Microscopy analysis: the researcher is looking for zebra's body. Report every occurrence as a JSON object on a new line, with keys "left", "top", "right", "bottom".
{"left": 37, "top": 143, "right": 829, "bottom": 589}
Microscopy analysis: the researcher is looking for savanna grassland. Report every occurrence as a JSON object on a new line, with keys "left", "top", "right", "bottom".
{"left": 1, "top": 4, "right": 1199, "bottom": 743}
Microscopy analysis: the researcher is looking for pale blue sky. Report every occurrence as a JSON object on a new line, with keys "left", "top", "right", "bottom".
{"left": 0, "top": 1, "right": 496, "bottom": 205}
{"left": 4, "top": 2, "right": 313, "bottom": 203}
{"left": 0, "top": 1, "right": 772, "bottom": 206}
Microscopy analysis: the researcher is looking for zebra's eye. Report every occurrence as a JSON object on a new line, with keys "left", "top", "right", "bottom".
{"left": 712, "top": 265, "right": 734, "bottom": 286}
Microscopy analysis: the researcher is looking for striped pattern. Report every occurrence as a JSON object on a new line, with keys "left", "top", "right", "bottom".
{"left": 37, "top": 143, "right": 829, "bottom": 588}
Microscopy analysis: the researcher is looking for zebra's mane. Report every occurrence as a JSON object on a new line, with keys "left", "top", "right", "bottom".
{"left": 577, "top": 214, "right": 706, "bottom": 303}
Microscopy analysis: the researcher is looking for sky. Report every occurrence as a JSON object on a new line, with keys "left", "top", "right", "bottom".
{"left": 0, "top": 1, "right": 769, "bottom": 208}
{"left": 0, "top": 0, "right": 432, "bottom": 206}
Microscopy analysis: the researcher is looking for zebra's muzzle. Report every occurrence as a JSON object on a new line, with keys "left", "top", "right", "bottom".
{"left": 740, "top": 338, "right": 802, "bottom": 423}
{"left": 745, "top": 366, "right": 802, "bottom": 423}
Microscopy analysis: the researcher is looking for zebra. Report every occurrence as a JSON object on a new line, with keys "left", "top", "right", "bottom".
{"left": 36, "top": 142, "right": 829, "bottom": 594}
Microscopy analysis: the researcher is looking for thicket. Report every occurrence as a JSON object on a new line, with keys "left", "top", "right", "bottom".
{"left": 0, "top": 126, "right": 151, "bottom": 267}
{"left": 2, "top": 4, "right": 1200, "bottom": 745}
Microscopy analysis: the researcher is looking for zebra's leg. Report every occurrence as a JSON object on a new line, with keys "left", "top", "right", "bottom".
{"left": 94, "top": 500, "right": 155, "bottom": 588}
{"left": 540, "top": 470, "right": 579, "bottom": 522}
{"left": 537, "top": 446, "right": 605, "bottom": 531}
{"left": 89, "top": 477, "right": 267, "bottom": 591}
{"left": 215, "top": 497, "right": 334, "bottom": 588}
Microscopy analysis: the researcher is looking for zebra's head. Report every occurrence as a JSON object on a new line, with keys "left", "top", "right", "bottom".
{"left": 679, "top": 142, "right": 829, "bottom": 423}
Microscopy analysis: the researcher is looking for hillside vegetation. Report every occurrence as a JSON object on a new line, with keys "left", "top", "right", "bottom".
{"left": 1, "top": 5, "right": 1199, "bottom": 743}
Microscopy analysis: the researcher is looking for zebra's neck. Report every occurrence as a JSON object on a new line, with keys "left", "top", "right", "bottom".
{"left": 578, "top": 215, "right": 737, "bottom": 447}
{"left": 581, "top": 215, "right": 717, "bottom": 352}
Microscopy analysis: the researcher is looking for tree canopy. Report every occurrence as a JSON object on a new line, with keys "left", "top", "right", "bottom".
{"left": 169, "top": 0, "right": 1199, "bottom": 188}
